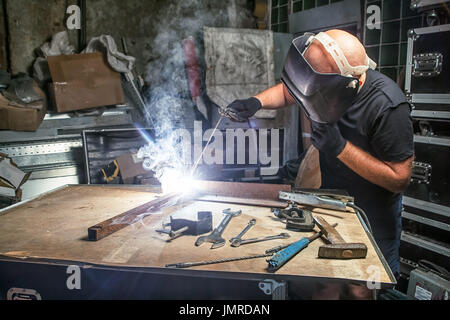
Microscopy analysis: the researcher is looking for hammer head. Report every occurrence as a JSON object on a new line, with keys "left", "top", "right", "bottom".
{"left": 318, "top": 243, "right": 367, "bottom": 259}
{"left": 313, "top": 216, "right": 368, "bottom": 259}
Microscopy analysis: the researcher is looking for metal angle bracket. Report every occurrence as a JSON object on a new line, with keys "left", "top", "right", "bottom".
{"left": 258, "top": 279, "right": 287, "bottom": 300}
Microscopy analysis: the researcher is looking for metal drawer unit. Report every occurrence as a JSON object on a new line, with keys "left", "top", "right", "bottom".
{"left": 400, "top": 196, "right": 450, "bottom": 275}
{"left": 0, "top": 109, "right": 134, "bottom": 206}
{"left": 401, "top": 21, "right": 450, "bottom": 289}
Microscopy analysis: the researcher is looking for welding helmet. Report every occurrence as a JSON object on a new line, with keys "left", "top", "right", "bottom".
{"left": 281, "top": 32, "right": 377, "bottom": 123}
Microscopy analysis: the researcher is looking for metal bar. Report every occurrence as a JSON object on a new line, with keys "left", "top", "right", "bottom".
{"left": 87, "top": 192, "right": 182, "bottom": 241}
{"left": 402, "top": 211, "right": 450, "bottom": 232}
{"left": 402, "top": 196, "right": 450, "bottom": 218}
{"left": 401, "top": 231, "right": 450, "bottom": 257}
{"left": 411, "top": 110, "right": 450, "bottom": 119}
{"left": 354, "top": 206, "right": 397, "bottom": 284}
{"left": 405, "top": 32, "right": 413, "bottom": 92}
{"left": 414, "top": 24, "right": 450, "bottom": 35}
{"left": 410, "top": 94, "right": 450, "bottom": 104}
{"left": 414, "top": 135, "right": 450, "bottom": 147}
{"left": 194, "top": 180, "right": 291, "bottom": 201}
{"left": 165, "top": 252, "right": 274, "bottom": 269}
{"left": 196, "top": 195, "right": 288, "bottom": 208}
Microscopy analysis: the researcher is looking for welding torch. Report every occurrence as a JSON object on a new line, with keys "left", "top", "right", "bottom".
{"left": 190, "top": 105, "right": 251, "bottom": 177}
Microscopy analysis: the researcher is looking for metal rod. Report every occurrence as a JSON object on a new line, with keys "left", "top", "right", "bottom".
{"left": 165, "top": 252, "right": 273, "bottom": 269}
{"left": 190, "top": 116, "right": 223, "bottom": 177}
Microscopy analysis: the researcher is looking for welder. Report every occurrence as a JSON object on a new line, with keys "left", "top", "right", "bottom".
{"left": 223, "top": 29, "right": 414, "bottom": 288}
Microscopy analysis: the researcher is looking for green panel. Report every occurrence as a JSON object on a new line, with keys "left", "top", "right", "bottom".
{"left": 366, "top": 46, "right": 380, "bottom": 65}
{"left": 380, "top": 67, "right": 397, "bottom": 81}
{"left": 293, "top": 1, "right": 303, "bottom": 12}
{"left": 330, "top": 0, "right": 343, "bottom": 3}
{"left": 402, "top": 0, "right": 416, "bottom": 18}
{"left": 400, "top": 43, "right": 407, "bottom": 65}
{"left": 272, "top": 24, "right": 279, "bottom": 32}
{"left": 382, "top": 20, "right": 400, "bottom": 43}
{"left": 272, "top": 7, "right": 279, "bottom": 24}
{"left": 317, "top": 0, "right": 329, "bottom": 6}
{"left": 280, "top": 0, "right": 288, "bottom": 5}
{"left": 365, "top": 27, "right": 381, "bottom": 45}
{"left": 272, "top": 0, "right": 279, "bottom": 6}
{"left": 304, "top": 0, "right": 316, "bottom": 10}
{"left": 279, "top": 5, "right": 288, "bottom": 22}
{"left": 279, "top": 22, "right": 289, "bottom": 33}
{"left": 380, "top": 44, "right": 399, "bottom": 66}
{"left": 401, "top": 16, "right": 422, "bottom": 41}
{"left": 382, "top": 0, "right": 401, "bottom": 21}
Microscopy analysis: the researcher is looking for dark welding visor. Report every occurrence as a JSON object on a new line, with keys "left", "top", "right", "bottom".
{"left": 281, "top": 33, "right": 360, "bottom": 124}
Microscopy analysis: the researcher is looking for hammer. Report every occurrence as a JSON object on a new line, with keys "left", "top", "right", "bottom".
{"left": 313, "top": 216, "right": 367, "bottom": 259}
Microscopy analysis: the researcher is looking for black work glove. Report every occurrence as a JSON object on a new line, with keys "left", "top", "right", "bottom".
{"left": 310, "top": 121, "right": 347, "bottom": 158}
{"left": 223, "top": 97, "right": 262, "bottom": 122}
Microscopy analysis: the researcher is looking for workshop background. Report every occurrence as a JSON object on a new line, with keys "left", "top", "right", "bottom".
{"left": 0, "top": 0, "right": 448, "bottom": 300}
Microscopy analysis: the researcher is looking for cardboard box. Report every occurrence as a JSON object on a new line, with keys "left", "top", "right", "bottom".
{"left": 0, "top": 85, "right": 46, "bottom": 132}
{"left": 116, "top": 152, "right": 153, "bottom": 184}
{"left": 47, "top": 53, "right": 124, "bottom": 113}
{"left": 0, "top": 152, "right": 31, "bottom": 201}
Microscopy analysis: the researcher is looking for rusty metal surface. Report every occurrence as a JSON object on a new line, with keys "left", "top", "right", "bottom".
{"left": 194, "top": 180, "right": 291, "bottom": 201}
{"left": 196, "top": 195, "right": 288, "bottom": 208}
{"left": 87, "top": 181, "right": 291, "bottom": 241}
{"left": 88, "top": 192, "right": 182, "bottom": 241}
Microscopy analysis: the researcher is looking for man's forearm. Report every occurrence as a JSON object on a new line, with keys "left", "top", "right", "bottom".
{"left": 337, "top": 142, "right": 412, "bottom": 193}
{"left": 254, "top": 83, "right": 295, "bottom": 109}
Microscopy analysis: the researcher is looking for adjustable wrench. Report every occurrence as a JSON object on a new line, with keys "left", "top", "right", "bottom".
{"left": 229, "top": 218, "right": 256, "bottom": 247}
{"left": 230, "top": 232, "right": 290, "bottom": 247}
{"left": 195, "top": 209, "right": 242, "bottom": 249}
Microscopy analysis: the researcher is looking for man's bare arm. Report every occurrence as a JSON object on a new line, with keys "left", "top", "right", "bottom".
{"left": 254, "top": 83, "right": 295, "bottom": 109}
{"left": 337, "top": 142, "right": 413, "bottom": 193}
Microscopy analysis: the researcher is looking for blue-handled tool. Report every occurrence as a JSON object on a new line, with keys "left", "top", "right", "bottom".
{"left": 266, "top": 222, "right": 338, "bottom": 272}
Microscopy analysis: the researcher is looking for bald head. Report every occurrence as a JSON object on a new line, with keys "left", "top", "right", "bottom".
{"left": 304, "top": 29, "right": 368, "bottom": 77}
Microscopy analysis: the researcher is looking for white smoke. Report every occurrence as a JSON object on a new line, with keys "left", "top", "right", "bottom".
{"left": 136, "top": 2, "right": 255, "bottom": 192}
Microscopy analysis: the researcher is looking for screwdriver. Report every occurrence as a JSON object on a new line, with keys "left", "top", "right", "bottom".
{"left": 266, "top": 223, "right": 338, "bottom": 272}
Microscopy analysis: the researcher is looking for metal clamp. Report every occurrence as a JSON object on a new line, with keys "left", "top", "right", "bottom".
{"left": 258, "top": 279, "right": 287, "bottom": 300}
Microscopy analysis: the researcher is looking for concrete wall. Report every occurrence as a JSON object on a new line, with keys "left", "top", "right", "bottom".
{"left": 0, "top": 1, "right": 7, "bottom": 69}
{"left": 4, "top": 0, "right": 78, "bottom": 74}
{"left": 0, "top": 0, "right": 257, "bottom": 76}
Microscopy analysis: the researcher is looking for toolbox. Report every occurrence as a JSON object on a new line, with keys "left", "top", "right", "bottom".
{"left": 405, "top": 135, "right": 450, "bottom": 207}
{"left": 401, "top": 196, "right": 450, "bottom": 269}
{"left": 406, "top": 266, "right": 449, "bottom": 300}
{"left": 405, "top": 24, "right": 450, "bottom": 120}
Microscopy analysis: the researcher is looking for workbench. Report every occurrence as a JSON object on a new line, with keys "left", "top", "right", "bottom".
{"left": 0, "top": 185, "right": 395, "bottom": 299}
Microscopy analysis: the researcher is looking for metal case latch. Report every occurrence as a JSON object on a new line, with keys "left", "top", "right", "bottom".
{"left": 412, "top": 53, "right": 443, "bottom": 77}
{"left": 411, "top": 161, "right": 432, "bottom": 184}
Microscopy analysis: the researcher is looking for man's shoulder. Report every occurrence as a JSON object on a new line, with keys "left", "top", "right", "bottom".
{"left": 365, "top": 70, "right": 408, "bottom": 109}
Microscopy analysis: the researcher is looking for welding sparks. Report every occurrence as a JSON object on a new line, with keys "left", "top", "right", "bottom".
{"left": 135, "top": 126, "right": 200, "bottom": 196}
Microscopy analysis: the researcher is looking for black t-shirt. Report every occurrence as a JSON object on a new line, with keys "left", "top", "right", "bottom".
{"left": 319, "top": 69, "right": 414, "bottom": 240}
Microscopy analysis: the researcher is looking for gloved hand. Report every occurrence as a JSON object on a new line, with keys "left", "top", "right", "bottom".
{"left": 223, "top": 97, "right": 262, "bottom": 122}
{"left": 310, "top": 121, "right": 347, "bottom": 158}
